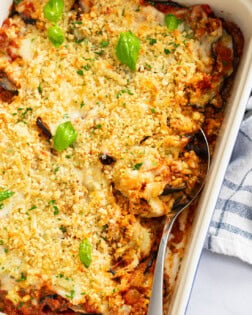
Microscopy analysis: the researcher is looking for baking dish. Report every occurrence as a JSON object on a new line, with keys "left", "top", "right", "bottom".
{"left": 167, "top": 0, "right": 252, "bottom": 314}
{"left": 0, "top": 1, "right": 251, "bottom": 314}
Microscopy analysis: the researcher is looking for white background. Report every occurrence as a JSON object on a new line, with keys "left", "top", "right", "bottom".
{"left": 186, "top": 250, "right": 252, "bottom": 315}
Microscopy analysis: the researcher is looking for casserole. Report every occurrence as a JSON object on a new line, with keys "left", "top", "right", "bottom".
{"left": 0, "top": 0, "right": 250, "bottom": 312}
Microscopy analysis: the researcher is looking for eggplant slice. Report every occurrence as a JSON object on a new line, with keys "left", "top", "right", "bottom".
{"left": 146, "top": 0, "right": 186, "bottom": 8}
{"left": 0, "top": 71, "right": 18, "bottom": 103}
{"left": 36, "top": 117, "right": 52, "bottom": 140}
{"left": 71, "top": 0, "right": 93, "bottom": 13}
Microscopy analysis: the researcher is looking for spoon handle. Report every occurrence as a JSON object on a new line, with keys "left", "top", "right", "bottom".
{"left": 147, "top": 213, "right": 178, "bottom": 315}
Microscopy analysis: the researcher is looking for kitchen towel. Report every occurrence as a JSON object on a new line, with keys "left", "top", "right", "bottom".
{"left": 205, "top": 95, "right": 252, "bottom": 264}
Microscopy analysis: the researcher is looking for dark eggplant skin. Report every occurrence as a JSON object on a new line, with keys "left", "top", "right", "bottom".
{"left": 140, "top": 136, "right": 150, "bottom": 144}
{"left": 9, "top": 10, "right": 37, "bottom": 25}
{"left": 0, "top": 71, "right": 18, "bottom": 93}
{"left": 185, "top": 131, "right": 209, "bottom": 159}
{"left": 145, "top": 0, "right": 186, "bottom": 8}
{"left": 144, "top": 251, "right": 157, "bottom": 274}
{"left": 108, "top": 268, "right": 116, "bottom": 276}
{"left": 39, "top": 294, "right": 58, "bottom": 304}
{"left": 20, "top": 14, "right": 37, "bottom": 25}
{"left": 161, "top": 185, "right": 186, "bottom": 196}
{"left": 99, "top": 153, "right": 116, "bottom": 165}
{"left": 0, "top": 71, "right": 18, "bottom": 103}
{"left": 171, "top": 196, "right": 187, "bottom": 211}
{"left": 36, "top": 117, "right": 52, "bottom": 139}
{"left": 71, "top": 0, "right": 93, "bottom": 13}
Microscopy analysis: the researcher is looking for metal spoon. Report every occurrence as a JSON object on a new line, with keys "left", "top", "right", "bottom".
{"left": 148, "top": 128, "right": 210, "bottom": 315}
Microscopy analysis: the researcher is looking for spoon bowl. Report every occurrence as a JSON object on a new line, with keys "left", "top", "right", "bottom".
{"left": 147, "top": 128, "right": 210, "bottom": 315}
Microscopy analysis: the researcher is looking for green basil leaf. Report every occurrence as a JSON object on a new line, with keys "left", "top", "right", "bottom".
{"left": 53, "top": 121, "right": 77, "bottom": 152}
{"left": 47, "top": 25, "right": 65, "bottom": 47}
{"left": 0, "top": 190, "right": 14, "bottom": 202}
{"left": 164, "top": 14, "right": 181, "bottom": 31}
{"left": 79, "top": 239, "right": 92, "bottom": 268}
{"left": 43, "top": 0, "right": 64, "bottom": 23}
{"left": 115, "top": 31, "right": 141, "bottom": 71}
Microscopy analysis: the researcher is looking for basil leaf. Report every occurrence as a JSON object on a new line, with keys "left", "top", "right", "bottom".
{"left": 79, "top": 239, "right": 92, "bottom": 268}
{"left": 0, "top": 190, "right": 14, "bottom": 202}
{"left": 115, "top": 31, "right": 141, "bottom": 71}
{"left": 47, "top": 25, "right": 65, "bottom": 47}
{"left": 53, "top": 121, "right": 77, "bottom": 152}
{"left": 43, "top": 0, "right": 64, "bottom": 23}
{"left": 164, "top": 14, "right": 181, "bottom": 31}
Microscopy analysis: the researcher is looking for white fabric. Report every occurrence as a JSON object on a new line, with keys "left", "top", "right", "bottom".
{"left": 205, "top": 95, "right": 252, "bottom": 264}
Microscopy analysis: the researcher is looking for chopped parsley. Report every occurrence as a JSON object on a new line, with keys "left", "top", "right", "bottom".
{"left": 149, "top": 38, "right": 157, "bottom": 45}
{"left": 59, "top": 225, "right": 67, "bottom": 233}
{"left": 53, "top": 206, "right": 59, "bottom": 215}
{"left": 77, "top": 69, "right": 84, "bottom": 76}
{"left": 94, "top": 124, "right": 102, "bottom": 129}
{"left": 116, "top": 89, "right": 134, "bottom": 98}
{"left": 54, "top": 166, "right": 60, "bottom": 173}
{"left": 16, "top": 272, "right": 27, "bottom": 282}
{"left": 83, "top": 64, "right": 90, "bottom": 71}
{"left": 38, "top": 84, "right": 42, "bottom": 94}
{"left": 94, "top": 50, "right": 104, "bottom": 56}
{"left": 28, "top": 205, "right": 37, "bottom": 211}
{"left": 133, "top": 163, "right": 143, "bottom": 170}
{"left": 164, "top": 48, "right": 171, "bottom": 55}
{"left": 49, "top": 200, "right": 59, "bottom": 215}
{"left": 100, "top": 40, "right": 109, "bottom": 48}
{"left": 0, "top": 190, "right": 14, "bottom": 202}
{"left": 71, "top": 20, "right": 82, "bottom": 25}
{"left": 75, "top": 38, "right": 85, "bottom": 44}
{"left": 66, "top": 290, "right": 75, "bottom": 299}
{"left": 145, "top": 63, "right": 152, "bottom": 70}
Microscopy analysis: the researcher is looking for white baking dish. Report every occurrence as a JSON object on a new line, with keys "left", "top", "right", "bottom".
{"left": 168, "top": 0, "right": 252, "bottom": 314}
{"left": 0, "top": 1, "right": 252, "bottom": 314}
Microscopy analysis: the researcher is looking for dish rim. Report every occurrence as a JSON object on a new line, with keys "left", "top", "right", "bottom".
{"left": 168, "top": 0, "right": 252, "bottom": 314}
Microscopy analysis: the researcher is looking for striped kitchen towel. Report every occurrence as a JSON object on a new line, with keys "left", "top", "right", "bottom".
{"left": 205, "top": 95, "right": 252, "bottom": 264}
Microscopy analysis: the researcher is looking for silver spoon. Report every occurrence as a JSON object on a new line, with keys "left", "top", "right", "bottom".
{"left": 148, "top": 128, "right": 210, "bottom": 315}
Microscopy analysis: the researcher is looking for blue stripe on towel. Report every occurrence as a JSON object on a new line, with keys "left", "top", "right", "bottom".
{"left": 215, "top": 168, "right": 252, "bottom": 237}
{"left": 205, "top": 95, "right": 252, "bottom": 263}
{"left": 223, "top": 178, "right": 252, "bottom": 193}
{"left": 216, "top": 199, "right": 252, "bottom": 220}
{"left": 210, "top": 221, "right": 252, "bottom": 240}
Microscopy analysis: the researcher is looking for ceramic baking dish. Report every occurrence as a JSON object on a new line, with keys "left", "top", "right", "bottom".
{"left": 167, "top": 0, "right": 252, "bottom": 314}
{"left": 0, "top": 1, "right": 252, "bottom": 314}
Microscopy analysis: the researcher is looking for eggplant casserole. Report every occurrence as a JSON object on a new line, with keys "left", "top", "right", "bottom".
{"left": 0, "top": 0, "right": 243, "bottom": 314}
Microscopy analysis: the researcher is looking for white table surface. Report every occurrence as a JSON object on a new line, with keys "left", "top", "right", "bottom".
{"left": 186, "top": 249, "right": 252, "bottom": 315}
